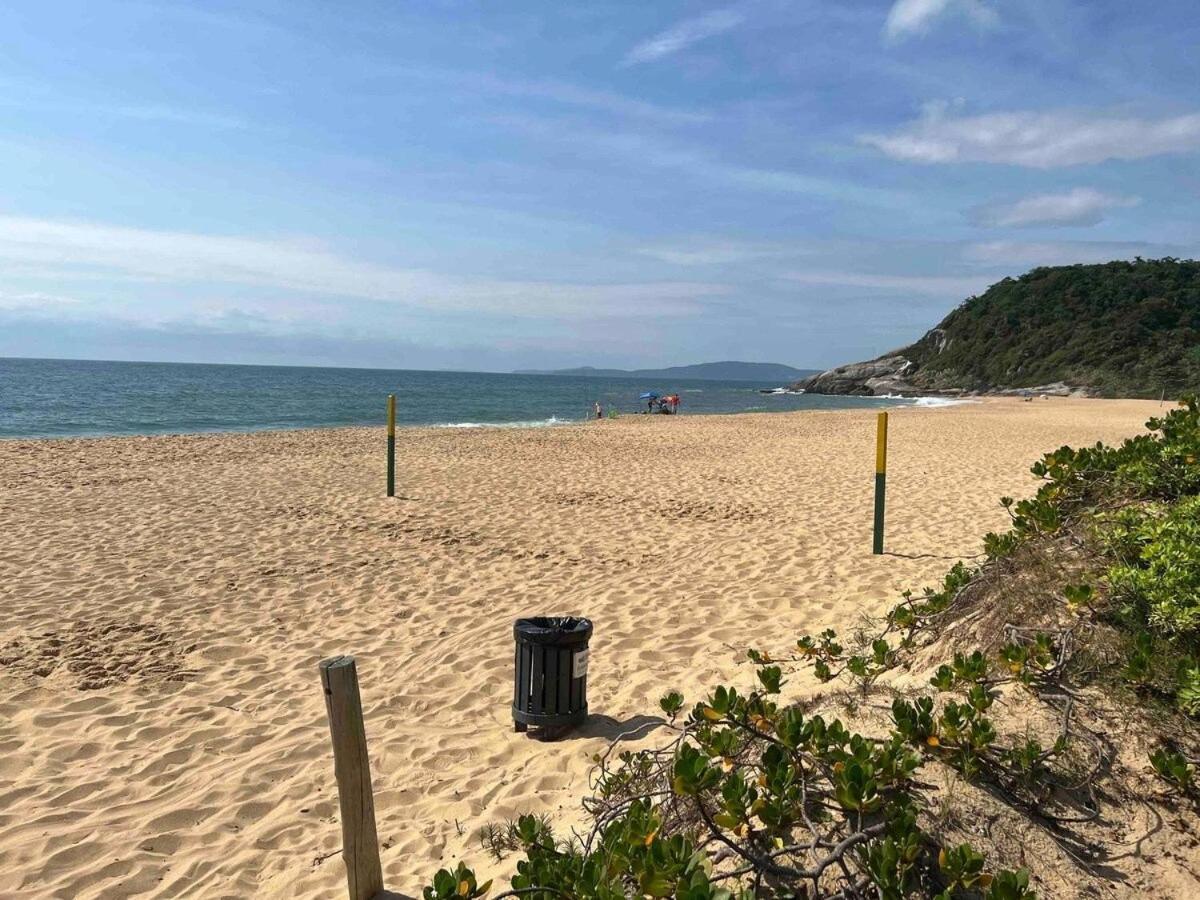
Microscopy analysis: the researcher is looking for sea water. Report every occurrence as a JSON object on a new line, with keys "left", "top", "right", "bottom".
{"left": 0, "top": 357, "right": 930, "bottom": 439}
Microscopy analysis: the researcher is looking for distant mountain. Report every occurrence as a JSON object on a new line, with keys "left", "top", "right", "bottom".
{"left": 514, "top": 361, "right": 819, "bottom": 383}
{"left": 796, "top": 259, "right": 1200, "bottom": 399}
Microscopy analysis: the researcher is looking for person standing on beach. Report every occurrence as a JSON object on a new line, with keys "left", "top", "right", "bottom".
{"left": 594, "top": 401, "right": 603, "bottom": 419}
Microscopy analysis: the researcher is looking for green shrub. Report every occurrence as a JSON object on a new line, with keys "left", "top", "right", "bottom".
{"left": 1149, "top": 748, "right": 1195, "bottom": 794}
{"left": 1106, "top": 496, "right": 1200, "bottom": 636}
{"left": 1177, "top": 667, "right": 1200, "bottom": 716}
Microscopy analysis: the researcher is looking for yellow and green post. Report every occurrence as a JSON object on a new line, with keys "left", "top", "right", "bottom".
{"left": 873, "top": 411, "right": 888, "bottom": 554}
{"left": 386, "top": 394, "right": 396, "bottom": 498}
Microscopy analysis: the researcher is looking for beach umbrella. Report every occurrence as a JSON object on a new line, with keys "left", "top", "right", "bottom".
{"left": 638, "top": 392, "right": 659, "bottom": 400}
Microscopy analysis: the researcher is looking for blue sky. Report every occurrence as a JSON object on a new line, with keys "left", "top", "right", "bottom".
{"left": 0, "top": 1, "right": 1197, "bottom": 371}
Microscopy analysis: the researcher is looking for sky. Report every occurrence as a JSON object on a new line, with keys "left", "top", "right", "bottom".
{"left": 0, "top": 0, "right": 1197, "bottom": 372}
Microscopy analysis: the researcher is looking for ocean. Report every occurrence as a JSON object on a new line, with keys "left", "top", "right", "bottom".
{"left": 0, "top": 357, "right": 935, "bottom": 439}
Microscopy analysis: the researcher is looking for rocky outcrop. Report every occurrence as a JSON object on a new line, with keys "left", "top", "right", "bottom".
{"left": 792, "top": 355, "right": 927, "bottom": 396}
{"left": 993, "top": 382, "right": 1097, "bottom": 398}
{"left": 794, "top": 362, "right": 1094, "bottom": 398}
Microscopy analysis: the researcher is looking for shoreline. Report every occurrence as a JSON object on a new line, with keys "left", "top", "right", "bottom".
{"left": 0, "top": 393, "right": 1083, "bottom": 443}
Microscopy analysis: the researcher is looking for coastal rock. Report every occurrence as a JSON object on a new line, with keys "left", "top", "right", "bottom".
{"left": 793, "top": 355, "right": 923, "bottom": 396}
{"left": 994, "top": 382, "right": 1097, "bottom": 398}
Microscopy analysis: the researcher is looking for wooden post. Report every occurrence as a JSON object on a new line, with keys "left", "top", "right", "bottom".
{"left": 319, "top": 655, "right": 384, "bottom": 900}
{"left": 386, "top": 395, "right": 396, "bottom": 498}
{"left": 873, "top": 411, "right": 888, "bottom": 555}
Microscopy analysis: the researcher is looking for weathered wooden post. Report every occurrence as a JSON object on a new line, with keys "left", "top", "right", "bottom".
{"left": 873, "top": 411, "right": 888, "bottom": 555}
{"left": 319, "top": 655, "right": 384, "bottom": 900}
{"left": 386, "top": 394, "right": 396, "bottom": 498}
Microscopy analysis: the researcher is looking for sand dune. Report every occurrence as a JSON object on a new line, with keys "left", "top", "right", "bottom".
{"left": 0, "top": 398, "right": 1162, "bottom": 897}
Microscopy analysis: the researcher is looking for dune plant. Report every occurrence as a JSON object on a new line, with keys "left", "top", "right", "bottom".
{"left": 438, "top": 663, "right": 1039, "bottom": 897}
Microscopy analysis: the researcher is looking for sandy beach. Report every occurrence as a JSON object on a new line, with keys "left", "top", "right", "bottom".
{"left": 0, "top": 398, "right": 1164, "bottom": 898}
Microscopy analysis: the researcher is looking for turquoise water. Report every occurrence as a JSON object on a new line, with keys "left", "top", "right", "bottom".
{"left": 0, "top": 357, "right": 919, "bottom": 439}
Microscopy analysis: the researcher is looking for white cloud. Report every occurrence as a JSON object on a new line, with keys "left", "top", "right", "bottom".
{"left": 107, "top": 105, "right": 246, "bottom": 129}
{"left": 636, "top": 240, "right": 804, "bottom": 266}
{"left": 490, "top": 115, "right": 910, "bottom": 208}
{"left": 0, "top": 216, "right": 725, "bottom": 320}
{"left": 962, "top": 240, "right": 1176, "bottom": 267}
{"left": 481, "top": 76, "right": 708, "bottom": 124}
{"left": 861, "top": 106, "right": 1200, "bottom": 167}
{"left": 0, "top": 78, "right": 248, "bottom": 129}
{"left": 385, "top": 66, "right": 709, "bottom": 124}
{"left": 0, "top": 289, "right": 81, "bottom": 311}
{"left": 623, "top": 8, "right": 743, "bottom": 66}
{"left": 779, "top": 270, "right": 990, "bottom": 296}
{"left": 884, "top": 0, "right": 997, "bottom": 41}
{"left": 971, "top": 188, "right": 1140, "bottom": 227}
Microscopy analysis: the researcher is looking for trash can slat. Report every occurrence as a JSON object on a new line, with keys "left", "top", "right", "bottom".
{"left": 523, "top": 645, "right": 533, "bottom": 709}
{"left": 570, "top": 663, "right": 582, "bottom": 710}
{"left": 544, "top": 650, "right": 559, "bottom": 715}
{"left": 531, "top": 644, "right": 545, "bottom": 714}
{"left": 513, "top": 642, "right": 522, "bottom": 710}
{"left": 557, "top": 648, "right": 570, "bottom": 713}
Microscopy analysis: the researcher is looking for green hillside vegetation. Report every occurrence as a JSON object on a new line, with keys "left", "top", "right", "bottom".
{"left": 425, "top": 399, "right": 1200, "bottom": 898}
{"left": 902, "top": 258, "right": 1200, "bottom": 397}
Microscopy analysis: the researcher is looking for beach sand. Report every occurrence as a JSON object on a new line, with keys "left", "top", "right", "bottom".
{"left": 0, "top": 398, "right": 1165, "bottom": 898}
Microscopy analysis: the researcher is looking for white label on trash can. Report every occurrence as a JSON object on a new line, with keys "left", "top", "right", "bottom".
{"left": 572, "top": 648, "right": 589, "bottom": 679}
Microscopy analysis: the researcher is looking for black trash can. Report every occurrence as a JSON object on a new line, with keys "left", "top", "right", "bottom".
{"left": 512, "top": 616, "right": 592, "bottom": 734}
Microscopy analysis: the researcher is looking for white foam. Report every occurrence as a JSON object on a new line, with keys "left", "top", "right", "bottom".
{"left": 910, "top": 396, "right": 974, "bottom": 408}
{"left": 871, "top": 393, "right": 971, "bottom": 408}
{"left": 434, "top": 416, "right": 570, "bottom": 429}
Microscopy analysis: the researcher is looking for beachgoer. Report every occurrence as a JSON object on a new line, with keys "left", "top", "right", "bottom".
{"left": 594, "top": 401, "right": 603, "bottom": 419}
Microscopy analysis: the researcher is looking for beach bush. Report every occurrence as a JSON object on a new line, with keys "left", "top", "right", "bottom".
{"left": 980, "top": 396, "right": 1200, "bottom": 564}
{"left": 444, "top": 657, "right": 1039, "bottom": 897}
{"left": 1104, "top": 496, "right": 1200, "bottom": 636}
{"left": 434, "top": 621, "right": 1075, "bottom": 897}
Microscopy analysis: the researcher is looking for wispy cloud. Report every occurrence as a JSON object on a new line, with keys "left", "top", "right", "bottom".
{"left": 861, "top": 104, "right": 1200, "bottom": 167}
{"left": 622, "top": 8, "right": 743, "bottom": 66}
{"left": 0, "top": 216, "right": 726, "bottom": 320}
{"left": 106, "top": 104, "right": 247, "bottom": 129}
{"left": 719, "top": 164, "right": 907, "bottom": 207}
{"left": 971, "top": 188, "right": 1140, "bottom": 228}
{"left": 884, "top": 0, "right": 997, "bottom": 42}
{"left": 489, "top": 115, "right": 910, "bottom": 209}
{"left": 481, "top": 75, "right": 708, "bottom": 124}
{"left": 636, "top": 239, "right": 805, "bottom": 266}
{"left": 0, "top": 82, "right": 248, "bottom": 130}
{"left": 779, "top": 270, "right": 990, "bottom": 296}
{"left": 387, "top": 67, "right": 709, "bottom": 124}
{"left": 0, "top": 289, "right": 82, "bottom": 311}
{"left": 962, "top": 240, "right": 1187, "bottom": 267}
